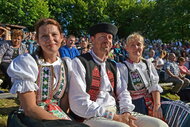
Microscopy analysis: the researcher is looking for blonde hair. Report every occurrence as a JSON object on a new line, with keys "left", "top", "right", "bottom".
{"left": 125, "top": 32, "right": 144, "bottom": 46}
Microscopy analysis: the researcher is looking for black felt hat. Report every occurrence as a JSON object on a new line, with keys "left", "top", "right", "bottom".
{"left": 89, "top": 23, "right": 118, "bottom": 38}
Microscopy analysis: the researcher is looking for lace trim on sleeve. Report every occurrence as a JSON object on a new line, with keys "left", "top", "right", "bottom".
{"left": 10, "top": 80, "right": 39, "bottom": 94}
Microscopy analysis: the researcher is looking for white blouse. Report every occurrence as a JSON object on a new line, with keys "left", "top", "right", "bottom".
{"left": 117, "top": 59, "right": 163, "bottom": 93}
{"left": 7, "top": 53, "right": 71, "bottom": 94}
{"left": 69, "top": 50, "right": 135, "bottom": 119}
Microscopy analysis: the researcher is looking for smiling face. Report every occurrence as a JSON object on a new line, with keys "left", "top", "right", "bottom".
{"left": 125, "top": 33, "right": 144, "bottom": 63}
{"left": 91, "top": 32, "right": 113, "bottom": 58}
{"left": 37, "top": 24, "right": 63, "bottom": 55}
{"left": 11, "top": 29, "right": 23, "bottom": 47}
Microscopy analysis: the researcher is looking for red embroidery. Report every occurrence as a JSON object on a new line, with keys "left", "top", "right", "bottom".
{"left": 107, "top": 70, "right": 115, "bottom": 89}
{"left": 130, "top": 89, "right": 154, "bottom": 116}
{"left": 88, "top": 66, "right": 115, "bottom": 101}
{"left": 88, "top": 66, "right": 100, "bottom": 101}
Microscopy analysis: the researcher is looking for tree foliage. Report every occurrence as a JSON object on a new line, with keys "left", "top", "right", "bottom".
{"left": 47, "top": 0, "right": 110, "bottom": 35}
{"left": 0, "top": 0, "right": 190, "bottom": 42}
{"left": 0, "top": 0, "right": 50, "bottom": 30}
{"left": 150, "top": 0, "right": 190, "bottom": 42}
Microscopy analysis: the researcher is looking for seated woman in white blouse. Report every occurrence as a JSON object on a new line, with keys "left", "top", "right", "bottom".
{"left": 118, "top": 33, "right": 190, "bottom": 127}
{"left": 7, "top": 18, "right": 88, "bottom": 127}
{"left": 117, "top": 32, "right": 164, "bottom": 120}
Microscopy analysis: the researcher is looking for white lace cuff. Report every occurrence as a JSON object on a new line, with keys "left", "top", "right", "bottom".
{"left": 10, "top": 80, "right": 39, "bottom": 94}
{"left": 148, "top": 84, "right": 163, "bottom": 93}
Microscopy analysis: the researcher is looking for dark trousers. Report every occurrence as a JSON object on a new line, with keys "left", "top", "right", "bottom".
{"left": 0, "top": 62, "right": 12, "bottom": 89}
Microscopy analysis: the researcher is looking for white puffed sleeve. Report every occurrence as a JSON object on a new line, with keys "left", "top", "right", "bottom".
{"left": 7, "top": 53, "right": 39, "bottom": 94}
{"left": 116, "top": 63, "right": 135, "bottom": 113}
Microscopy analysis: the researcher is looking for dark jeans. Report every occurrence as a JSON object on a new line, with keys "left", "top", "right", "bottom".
{"left": 0, "top": 62, "right": 12, "bottom": 89}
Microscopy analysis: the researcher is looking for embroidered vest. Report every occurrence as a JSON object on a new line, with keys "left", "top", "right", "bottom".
{"left": 123, "top": 59, "right": 150, "bottom": 91}
{"left": 69, "top": 53, "right": 117, "bottom": 122}
{"left": 32, "top": 55, "right": 69, "bottom": 102}
{"left": 31, "top": 55, "right": 70, "bottom": 119}
{"left": 123, "top": 59, "right": 154, "bottom": 116}
{"left": 78, "top": 53, "right": 117, "bottom": 101}
{"left": 36, "top": 63, "right": 68, "bottom": 102}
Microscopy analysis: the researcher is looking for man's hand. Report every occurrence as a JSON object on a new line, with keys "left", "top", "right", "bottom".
{"left": 113, "top": 112, "right": 137, "bottom": 127}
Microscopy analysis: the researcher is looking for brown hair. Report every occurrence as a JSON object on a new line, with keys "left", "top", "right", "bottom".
{"left": 178, "top": 57, "right": 186, "bottom": 62}
{"left": 11, "top": 29, "right": 23, "bottom": 39}
{"left": 34, "top": 18, "right": 62, "bottom": 58}
{"left": 35, "top": 18, "right": 62, "bottom": 40}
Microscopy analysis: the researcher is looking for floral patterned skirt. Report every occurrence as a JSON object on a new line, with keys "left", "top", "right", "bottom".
{"left": 38, "top": 99, "right": 71, "bottom": 120}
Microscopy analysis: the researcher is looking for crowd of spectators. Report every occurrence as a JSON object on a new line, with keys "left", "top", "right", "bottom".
{"left": 1, "top": 22, "right": 190, "bottom": 127}
{"left": 1, "top": 25, "right": 190, "bottom": 100}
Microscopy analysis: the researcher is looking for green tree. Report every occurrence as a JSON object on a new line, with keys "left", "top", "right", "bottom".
{"left": 150, "top": 0, "right": 190, "bottom": 42}
{"left": 0, "top": 0, "right": 50, "bottom": 30}
{"left": 48, "top": 0, "right": 110, "bottom": 36}
{"left": 106, "top": 0, "right": 156, "bottom": 38}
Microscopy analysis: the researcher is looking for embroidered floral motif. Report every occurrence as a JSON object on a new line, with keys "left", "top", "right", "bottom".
{"left": 88, "top": 66, "right": 101, "bottom": 101}
{"left": 129, "top": 69, "right": 145, "bottom": 91}
{"left": 36, "top": 62, "right": 69, "bottom": 119}
{"left": 54, "top": 64, "right": 67, "bottom": 99}
{"left": 88, "top": 66, "right": 115, "bottom": 101}
{"left": 38, "top": 99, "right": 71, "bottom": 120}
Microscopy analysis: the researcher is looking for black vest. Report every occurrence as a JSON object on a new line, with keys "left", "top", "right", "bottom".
{"left": 123, "top": 59, "right": 150, "bottom": 91}
{"left": 69, "top": 53, "right": 117, "bottom": 122}
{"left": 78, "top": 53, "right": 117, "bottom": 94}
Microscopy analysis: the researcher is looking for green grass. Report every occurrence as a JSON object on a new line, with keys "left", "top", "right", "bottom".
{"left": 0, "top": 88, "right": 19, "bottom": 127}
{"left": 0, "top": 98, "right": 19, "bottom": 127}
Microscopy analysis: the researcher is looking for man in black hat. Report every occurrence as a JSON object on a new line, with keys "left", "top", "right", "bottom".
{"left": 69, "top": 23, "right": 168, "bottom": 127}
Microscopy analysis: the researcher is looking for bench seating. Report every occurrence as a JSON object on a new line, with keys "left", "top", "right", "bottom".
{"left": 159, "top": 82, "right": 173, "bottom": 87}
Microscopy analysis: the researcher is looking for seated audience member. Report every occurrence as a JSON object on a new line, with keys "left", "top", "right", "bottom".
{"left": 78, "top": 39, "right": 89, "bottom": 54}
{"left": 156, "top": 50, "right": 166, "bottom": 71}
{"left": 69, "top": 23, "right": 168, "bottom": 127}
{"left": 178, "top": 57, "right": 190, "bottom": 79}
{"left": 147, "top": 49, "right": 156, "bottom": 64}
{"left": 155, "top": 50, "right": 167, "bottom": 82}
{"left": 113, "top": 42, "right": 122, "bottom": 62}
{"left": 0, "top": 29, "right": 28, "bottom": 89}
{"left": 59, "top": 34, "right": 80, "bottom": 59}
{"left": 165, "top": 53, "right": 190, "bottom": 94}
{"left": 177, "top": 56, "right": 190, "bottom": 101}
{"left": 7, "top": 18, "right": 88, "bottom": 127}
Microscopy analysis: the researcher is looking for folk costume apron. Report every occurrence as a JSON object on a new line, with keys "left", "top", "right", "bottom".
{"left": 123, "top": 60, "right": 190, "bottom": 127}
{"left": 123, "top": 60, "right": 154, "bottom": 116}
{"left": 36, "top": 61, "right": 71, "bottom": 120}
